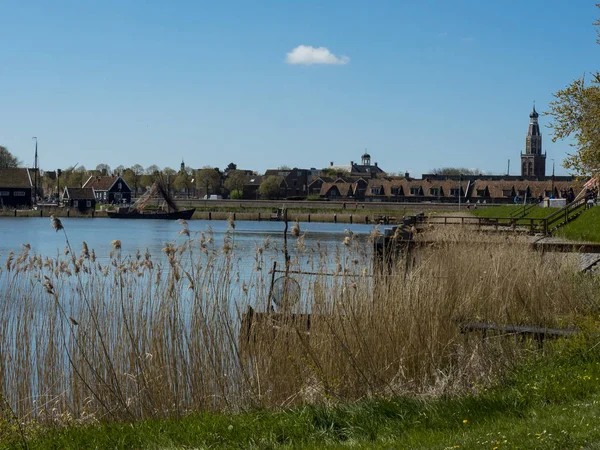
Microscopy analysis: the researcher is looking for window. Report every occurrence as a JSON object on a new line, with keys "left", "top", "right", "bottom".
{"left": 371, "top": 186, "right": 381, "bottom": 195}
{"left": 13, "top": 191, "right": 25, "bottom": 196}
{"left": 410, "top": 187, "right": 421, "bottom": 195}
{"left": 518, "top": 190, "right": 526, "bottom": 197}
{"left": 450, "top": 188, "right": 460, "bottom": 196}
{"left": 430, "top": 188, "right": 439, "bottom": 196}
{"left": 544, "top": 190, "right": 552, "bottom": 197}
{"left": 502, "top": 189, "right": 512, "bottom": 197}
{"left": 476, "top": 189, "right": 486, "bottom": 196}
{"left": 391, "top": 187, "right": 401, "bottom": 195}
{"left": 118, "top": 182, "right": 122, "bottom": 190}
{"left": 0, "top": 191, "right": 9, "bottom": 196}
{"left": 86, "top": 200, "right": 92, "bottom": 207}
{"left": 73, "top": 200, "right": 79, "bottom": 207}
{"left": 297, "top": 171, "right": 302, "bottom": 177}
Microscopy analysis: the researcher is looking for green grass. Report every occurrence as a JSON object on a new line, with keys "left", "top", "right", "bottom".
{"left": 555, "top": 206, "right": 600, "bottom": 242}
{"left": 471, "top": 205, "right": 558, "bottom": 220}
{"left": 7, "top": 331, "right": 600, "bottom": 450}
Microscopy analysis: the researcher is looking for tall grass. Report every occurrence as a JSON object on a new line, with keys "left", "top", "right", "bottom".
{"left": 0, "top": 218, "right": 598, "bottom": 430}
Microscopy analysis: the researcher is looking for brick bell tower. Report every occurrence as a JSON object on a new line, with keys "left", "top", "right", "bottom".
{"left": 521, "top": 104, "right": 546, "bottom": 178}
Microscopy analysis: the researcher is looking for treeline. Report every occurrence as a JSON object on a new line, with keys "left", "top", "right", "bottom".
{"left": 39, "top": 163, "right": 251, "bottom": 199}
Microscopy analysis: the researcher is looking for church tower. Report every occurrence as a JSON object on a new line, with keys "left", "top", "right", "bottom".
{"left": 521, "top": 105, "right": 546, "bottom": 178}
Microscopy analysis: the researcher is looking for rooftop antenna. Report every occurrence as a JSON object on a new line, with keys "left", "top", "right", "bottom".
{"left": 507, "top": 159, "right": 510, "bottom": 176}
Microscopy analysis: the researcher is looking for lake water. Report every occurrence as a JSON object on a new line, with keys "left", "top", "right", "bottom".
{"left": 0, "top": 217, "right": 378, "bottom": 261}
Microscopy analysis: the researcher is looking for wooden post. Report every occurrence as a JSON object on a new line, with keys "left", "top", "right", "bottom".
{"left": 350, "top": 214, "right": 353, "bottom": 224}
{"left": 67, "top": 209, "right": 70, "bottom": 217}
{"left": 233, "top": 212, "right": 236, "bottom": 221}
{"left": 333, "top": 213, "right": 337, "bottom": 223}
{"left": 40, "top": 209, "right": 43, "bottom": 217}
{"left": 14, "top": 209, "right": 17, "bottom": 217}
{"left": 365, "top": 215, "right": 369, "bottom": 224}
{"left": 308, "top": 213, "right": 311, "bottom": 223}
{"left": 258, "top": 212, "right": 261, "bottom": 221}
{"left": 267, "top": 261, "right": 277, "bottom": 312}
{"left": 208, "top": 211, "right": 212, "bottom": 220}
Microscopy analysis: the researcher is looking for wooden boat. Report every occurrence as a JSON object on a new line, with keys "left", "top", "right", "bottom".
{"left": 107, "top": 177, "right": 194, "bottom": 220}
{"left": 107, "top": 207, "right": 195, "bottom": 220}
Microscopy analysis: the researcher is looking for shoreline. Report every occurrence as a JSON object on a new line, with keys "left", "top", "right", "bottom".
{"left": 0, "top": 200, "right": 493, "bottom": 223}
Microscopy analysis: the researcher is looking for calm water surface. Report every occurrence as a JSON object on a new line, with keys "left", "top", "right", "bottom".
{"left": 0, "top": 217, "right": 377, "bottom": 260}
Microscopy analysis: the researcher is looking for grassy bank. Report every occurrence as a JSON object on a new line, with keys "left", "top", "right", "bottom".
{"left": 470, "top": 204, "right": 559, "bottom": 223}
{"left": 556, "top": 206, "right": 600, "bottom": 242}
{"left": 1, "top": 220, "right": 599, "bottom": 448}
{"left": 5, "top": 333, "right": 600, "bottom": 449}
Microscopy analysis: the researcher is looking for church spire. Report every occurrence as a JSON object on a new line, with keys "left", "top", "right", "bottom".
{"left": 521, "top": 104, "right": 546, "bottom": 178}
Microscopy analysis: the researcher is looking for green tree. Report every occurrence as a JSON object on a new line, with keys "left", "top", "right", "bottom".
{"left": 0, "top": 146, "right": 21, "bottom": 168}
{"left": 63, "top": 165, "right": 89, "bottom": 188}
{"left": 429, "top": 167, "right": 484, "bottom": 176}
{"left": 142, "top": 165, "right": 161, "bottom": 187}
{"left": 259, "top": 176, "right": 283, "bottom": 199}
{"left": 196, "top": 167, "right": 222, "bottom": 197}
{"left": 547, "top": 6, "right": 600, "bottom": 176}
{"left": 321, "top": 167, "right": 349, "bottom": 177}
{"left": 173, "top": 171, "right": 194, "bottom": 198}
{"left": 124, "top": 164, "right": 144, "bottom": 195}
{"left": 547, "top": 73, "right": 600, "bottom": 176}
{"left": 224, "top": 170, "right": 249, "bottom": 198}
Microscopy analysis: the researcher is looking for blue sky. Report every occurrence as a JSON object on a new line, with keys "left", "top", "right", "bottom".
{"left": 1, "top": 0, "right": 598, "bottom": 177}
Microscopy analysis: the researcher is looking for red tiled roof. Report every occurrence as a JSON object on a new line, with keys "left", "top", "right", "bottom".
{"left": 83, "top": 176, "right": 117, "bottom": 190}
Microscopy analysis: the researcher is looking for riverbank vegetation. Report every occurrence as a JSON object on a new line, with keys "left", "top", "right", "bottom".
{"left": 1, "top": 219, "right": 599, "bottom": 448}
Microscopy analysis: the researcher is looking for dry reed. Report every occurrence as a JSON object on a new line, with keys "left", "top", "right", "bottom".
{"left": 0, "top": 223, "right": 597, "bottom": 427}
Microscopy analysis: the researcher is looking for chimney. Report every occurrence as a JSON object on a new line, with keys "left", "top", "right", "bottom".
{"left": 350, "top": 160, "right": 354, "bottom": 166}
{"left": 370, "top": 171, "right": 376, "bottom": 179}
{"left": 374, "top": 162, "right": 378, "bottom": 167}
{"left": 330, "top": 161, "right": 334, "bottom": 167}
{"left": 405, "top": 172, "right": 410, "bottom": 180}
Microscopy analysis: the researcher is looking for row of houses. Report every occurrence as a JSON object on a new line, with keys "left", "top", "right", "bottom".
{"left": 0, "top": 165, "right": 586, "bottom": 209}
{"left": 0, "top": 169, "right": 132, "bottom": 211}
{"left": 304, "top": 174, "right": 585, "bottom": 204}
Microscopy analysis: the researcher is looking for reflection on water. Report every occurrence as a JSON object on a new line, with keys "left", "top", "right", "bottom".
{"left": 0, "top": 217, "right": 378, "bottom": 261}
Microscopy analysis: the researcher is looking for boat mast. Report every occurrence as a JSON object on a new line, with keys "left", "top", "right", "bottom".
{"left": 32, "top": 137, "right": 38, "bottom": 206}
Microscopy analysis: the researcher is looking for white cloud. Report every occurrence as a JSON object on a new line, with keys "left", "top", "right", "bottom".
{"left": 286, "top": 45, "right": 350, "bottom": 65}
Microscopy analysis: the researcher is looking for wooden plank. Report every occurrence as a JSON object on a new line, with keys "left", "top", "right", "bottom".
{"left": 460, "top": 321, "right": 578, "bottom": 337}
